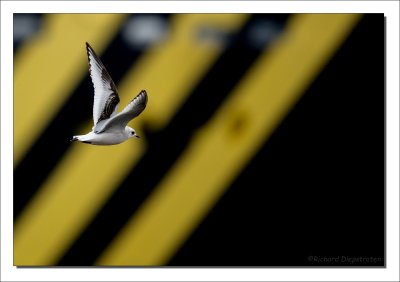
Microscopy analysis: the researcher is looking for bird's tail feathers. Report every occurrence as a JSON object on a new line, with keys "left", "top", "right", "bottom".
{"left": 70, "top": 136, "right": 79, "bottom": 142}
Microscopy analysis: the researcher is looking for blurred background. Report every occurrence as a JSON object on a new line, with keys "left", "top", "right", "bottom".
{"left": 13, "top": 13, "right": 384, "bottom": 266}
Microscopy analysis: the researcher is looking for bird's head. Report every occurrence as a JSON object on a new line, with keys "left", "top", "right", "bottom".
{"left": 126, "top": 126, "right": 140, "bottom": 139}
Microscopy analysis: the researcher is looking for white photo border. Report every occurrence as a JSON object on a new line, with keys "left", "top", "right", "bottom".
{"left": 1, "top": 1, "right": 398, "bottom": 281}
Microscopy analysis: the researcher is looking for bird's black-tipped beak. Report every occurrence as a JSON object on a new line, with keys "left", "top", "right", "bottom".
{"left": 135, "top": 135, "right": 140, "bottom": 138}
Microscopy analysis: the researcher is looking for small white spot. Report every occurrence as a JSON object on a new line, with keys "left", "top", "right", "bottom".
{"left": 247, "top": 19, "right": 283, "bottom": 49}
{"left": 13, "top": 14, "right": 42, "bottom": 43}
{"left": 122, "top": 15, "right": 169, "bottom": 50}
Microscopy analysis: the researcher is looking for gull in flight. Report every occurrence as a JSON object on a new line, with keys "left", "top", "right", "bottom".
{"left": 71, "top": 42, "right": 148, "bottom": 145}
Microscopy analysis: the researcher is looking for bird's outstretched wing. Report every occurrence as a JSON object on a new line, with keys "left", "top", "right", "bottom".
{"left": 86, "top": 42, "right": 120, "bottom": 126}
{"left": 94, "top": 90, "right": 148, "bottom": 134}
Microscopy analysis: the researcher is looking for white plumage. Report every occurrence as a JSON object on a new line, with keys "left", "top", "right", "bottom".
{"left": 71, "top": 42, "right": 148, "bottom": 145}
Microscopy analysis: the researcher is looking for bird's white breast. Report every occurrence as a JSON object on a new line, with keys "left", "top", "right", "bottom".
{"left": 85, "top": 131, "right": 128, "bottom": 145}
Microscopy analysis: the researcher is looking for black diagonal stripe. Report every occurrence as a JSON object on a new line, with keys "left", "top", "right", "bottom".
{"left": 14, "top": 14, "right": 171, "bottom": 220}
{"left": 57, "top": 14, "right": 291, "bottom": 266}
{"left": 168, "top": 14, "right": 385, "bottom": 267}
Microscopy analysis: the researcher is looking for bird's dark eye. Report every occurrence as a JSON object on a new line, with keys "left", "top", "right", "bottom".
{"left": 131, "top": 131, "right": 135, "bottom": 135}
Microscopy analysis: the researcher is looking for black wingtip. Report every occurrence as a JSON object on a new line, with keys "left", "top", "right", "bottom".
{"left": 86, "top": 42, "right": 93, "bottom": 51}
{"left": 70, "top": 136, "right": 78, "bottom": 142}
{"left": 140, "top": 89, "right": 148, "bottom": 99}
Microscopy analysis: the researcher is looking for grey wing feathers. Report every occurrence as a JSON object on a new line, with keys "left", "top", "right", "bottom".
{"left": 94, "top": 90, "right": 148, "bottom": 133}
{"left": 119, "top": 90, "right": 148, "bottom": 119}
{"left": 86, "top": 42, "right": 120, "bottom": 125}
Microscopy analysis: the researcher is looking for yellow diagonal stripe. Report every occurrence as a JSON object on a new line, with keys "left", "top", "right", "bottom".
{"left": 119, "top": 14, "right": 250, "bottom": 129}
{"left": 14, "top": 143, "right": 142, "bottom": 266}
{"left": 97, "top": 14, "right": 361, "bottom": 266}
{"left": 14, "top": 14, "right": 248, "bottom": 266}
{"left": 14, "top": 14, "right": 127, "bottom": 167}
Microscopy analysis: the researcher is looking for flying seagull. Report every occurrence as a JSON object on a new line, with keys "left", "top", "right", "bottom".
{"left": 71, "top": 42, "right": 148, "bottom": 145}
